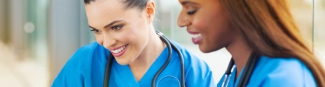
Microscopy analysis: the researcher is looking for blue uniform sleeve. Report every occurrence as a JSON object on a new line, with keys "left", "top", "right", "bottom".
{"left": 184, "top": 56, "right": 216, "bottom": 87}
{"left": 52, "top": 48, "right": 89, "bottom": 87}
{"left": 52, "top": 42, "right": 106, "bottom": 87}
{"left": 249, "top": 57, "right": 317, "bottom": 87}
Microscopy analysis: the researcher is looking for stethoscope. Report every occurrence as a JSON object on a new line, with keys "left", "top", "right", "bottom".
{"left": 221, "top": 52, "right": 260, "bottom": 87}
{"left": 103, "top": 30, "right": 185, "bottom": 87}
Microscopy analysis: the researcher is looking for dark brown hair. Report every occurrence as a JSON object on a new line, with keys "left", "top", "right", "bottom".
{"left": 84, "top": 0, "right": 148, "bottom": 10}
{"left": 220, "top": 0, "right": 325, "bottom": 86}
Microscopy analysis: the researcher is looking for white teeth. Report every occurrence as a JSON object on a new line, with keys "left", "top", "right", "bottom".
{"left": 112, "top": 45, "right": 126, "bottom": 54}
{"left": 191, "top": 33, "right": 201, "bottom": 39}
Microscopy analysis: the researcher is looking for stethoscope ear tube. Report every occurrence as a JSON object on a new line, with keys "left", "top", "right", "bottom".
{"left": 170, "top": 40, "right": 185, "bottom": 87}
{"left": 159, "top": 34, "right": 185, "bottom": 87}
{"left": 226, "top": 59, "right": 235, "bottom": 75}
{"left": 222, "top": 59, "right": 234, "bottom": 87}
{"left": 237, "top": 52, "right": 260, "bottom": 86}
{"left": 154, "top": 30, "right": 185, "bottom": 87}
{"left": 152, "top": 34, "right": 173, "bottom": 87}
{"left": 103, "top": 54, "right": 114, "bottom": 87}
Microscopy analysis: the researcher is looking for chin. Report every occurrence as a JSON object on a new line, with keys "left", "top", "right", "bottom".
{"left": 115, "top": 59, "right": 130, "bottom": 65}
{"left": 199, "top": 46, "right": 212, "bottom": 53}
{"left": 198, "top": 44, "right": 220, "bottom": 53}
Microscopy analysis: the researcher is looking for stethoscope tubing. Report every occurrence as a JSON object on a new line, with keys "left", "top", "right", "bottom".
{"left": 151, "top": 33, "right": 172, "bottom": 87}
{"left": 237, "top": 52, "right": 259, "bottom": 86}
{"left": 103, "top": 30, "right": 185, "bottom": 87}
{"left": 104, "top": 54, "right": 114, "bottom": 87}
{"left": 155, "top": 31, "right": 185, "bottom": 87}
{"left": 222, "top": 59, "right": 235, "bottom": 87}
{"left": 223, "top": 52, "right": 260, "bottom": 87}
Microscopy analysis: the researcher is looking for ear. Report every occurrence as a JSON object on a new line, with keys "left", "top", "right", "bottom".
{"left": 145, "top": 0, "right": 155, "bottom": 23}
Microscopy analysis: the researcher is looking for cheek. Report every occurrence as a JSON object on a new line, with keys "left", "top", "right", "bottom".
{"left": 191, "top": 9, "right": 220, "bottom": 32}
{"left": 95, "top": 34, "right": 104, "bottom": 45}
{"left": 118, "top": 30, "right": 135, "bottom": 43}
{"left": 132, "top": 21, "right": 149, "bottom": 43}
{"left": 191, "top": 13, "right": 218, "bottom": 37}
{"left": 117, "top": 27, "right": 142, "bottom": 47}
{"left": 193, "top": 9, "right": 230, "bottom": 33}
{"left": 132, "top": 28, "right": 148, "bottom": 47}
{"left": 192, "top": 19, "right": 207, "bottom": 31}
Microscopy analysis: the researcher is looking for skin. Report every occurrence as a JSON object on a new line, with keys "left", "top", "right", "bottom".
{"left": 177, "top": 0, "right": 252, "bottom": 78}
{"left": 85, "top": 0, "right": 165, "bottom": 81}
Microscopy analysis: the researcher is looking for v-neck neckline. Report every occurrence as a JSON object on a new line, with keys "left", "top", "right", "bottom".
{"left": 230, "top": 66, "right": 247, "bottom": 87}
{"left": 113, "top": 47, "right": 169, "bottom": 86}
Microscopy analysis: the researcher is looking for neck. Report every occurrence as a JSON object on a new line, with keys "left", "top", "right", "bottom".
{"left": 225, "top": 36, "right": 252, "bottom": 79}
{"left": 129, "top": 25, "right": 166, "bottom": 81}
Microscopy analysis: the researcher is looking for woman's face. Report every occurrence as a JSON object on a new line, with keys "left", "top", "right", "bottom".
{"left": 85, "top": 0, "right": 152, "bottom": 65}
{"left": 177, "top": 0, "right": 236, "bottom": 53}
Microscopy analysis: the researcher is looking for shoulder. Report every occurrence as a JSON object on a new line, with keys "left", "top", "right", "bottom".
{"left": 52, "top": 42, "right": 109, "bottom": 86}
{"left": 70, "top": 42, "right": 107, "bottom": 59}
{"left": 62, "top": 42, "right": 110, "bottom": 72}
{"left": 170, "top": 41, "right": 210, "bottom": 69}
{"left": 170, "top": 41, "right": 216, "bottom": 87}
{"left": 67, "top": 42, "right": 109, "bottom": 64}
{"left": 169, "top": 41, "right": 205, "bottom": 64}
{"left": 249, "top": 56, "right": 316, "bottom": 87}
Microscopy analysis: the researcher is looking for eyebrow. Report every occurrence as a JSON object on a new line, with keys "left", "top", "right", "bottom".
{"left": 180, "top": 0, "right": 196, "bottom": 5}
{"left": 104, "top": 20, "right": 124, "bottom": 28}
{"left": 88, "top": 20, "right": 124, "bottom": 30}
{"left": 89, "top": 26, "right": 97, "bottom": 30}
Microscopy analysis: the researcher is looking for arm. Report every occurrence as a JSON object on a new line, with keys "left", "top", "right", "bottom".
{"left": 51, "top": 49, "right": 88, "bottom": 87}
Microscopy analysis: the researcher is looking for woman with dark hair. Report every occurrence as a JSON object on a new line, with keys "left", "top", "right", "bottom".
{"left": 52, "top": 0, "right": 216, "bottom": 87}
{"left": 177, "top": 0, "right": 325, "bottom": 86}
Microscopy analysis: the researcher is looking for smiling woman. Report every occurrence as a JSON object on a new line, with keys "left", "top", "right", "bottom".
{"left": 51, "top": 0, "right": 216, "bottom": 87}
{"left": 176, "top": 0, "right": 325, "bottom": 86}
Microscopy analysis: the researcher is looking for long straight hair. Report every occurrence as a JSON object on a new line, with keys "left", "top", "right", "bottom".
{"left": 220, "top": 0, "right": 325, "bottom": 86}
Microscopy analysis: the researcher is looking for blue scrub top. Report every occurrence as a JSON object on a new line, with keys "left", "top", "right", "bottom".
{"left": 217, "top": 55, "right": 316, "bottom": 87}
{"left": 52, "top": 42, "right": 216, "bottom": 87}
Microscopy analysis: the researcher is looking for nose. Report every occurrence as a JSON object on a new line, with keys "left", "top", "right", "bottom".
{"left": 97, "top": 34, "right": 116, "bottom": 49}
{"left": 177, "top": 11, "right": 191, "bottom": 28}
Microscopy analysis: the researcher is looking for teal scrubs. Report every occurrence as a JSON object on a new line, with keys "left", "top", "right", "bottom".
{"left": 217, "top": 55, "right": 316, "bottom": 87}
{"left": 52, "top": 42, "right": 216, "bottom": 87}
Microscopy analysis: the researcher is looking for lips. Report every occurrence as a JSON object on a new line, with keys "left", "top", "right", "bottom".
{"left": 110, "top": 44, "right": 128, "bottom": 57}
{"left": 187, "top": 30, "right": 202, "bottom": 44}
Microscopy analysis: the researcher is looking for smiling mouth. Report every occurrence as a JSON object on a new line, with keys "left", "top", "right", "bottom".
{"left": 112, "top": 45, "right": 126, "bottom": 54}
{"left": 191, "top": 33, "right": 201, "bottom": 39}
{"left": 111, "top": 44, "right": 128, "bottom": 57}
{"left": 190, "top": 33, "right": 202, "bottom": 44}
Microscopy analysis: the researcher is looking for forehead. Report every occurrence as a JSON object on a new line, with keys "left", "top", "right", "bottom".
{"left": 85, "top": 0, "right": 129, "bottom": 28}
{"left": 85, "top": 0, "right": 125, "bottom": 14}
{"left": 178, "top": 0, "right": 216, "bottom": 5}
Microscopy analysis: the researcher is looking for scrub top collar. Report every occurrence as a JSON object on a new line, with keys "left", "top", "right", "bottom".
{"left": 112, "top": 47, "right": 168, "bottom": 86}
{"left": 228, "top": 65, "right": 248, "bottom": 87}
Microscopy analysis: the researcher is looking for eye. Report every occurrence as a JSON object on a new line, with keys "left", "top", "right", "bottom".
{"left": 187, "top": 10, "right": 197, "bottom": 15}
{"left": 111, "top": 25, "right": 123, "bottom": 31}
{"left": 90, "top": 28, "right": 102, "bottom": 34}
{"left": 186, "top": 6, "right": 198, "bottom": 15}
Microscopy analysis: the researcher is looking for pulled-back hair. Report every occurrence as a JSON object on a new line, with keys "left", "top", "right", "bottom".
{"left": 84, "top": 0, "right": 148, "bottom": 10}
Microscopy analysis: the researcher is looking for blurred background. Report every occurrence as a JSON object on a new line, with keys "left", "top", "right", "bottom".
{"left": 0, "top": 0, "right": 324, "bottom": 87}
